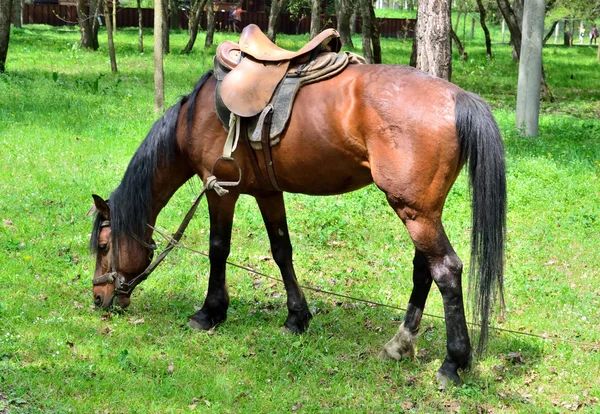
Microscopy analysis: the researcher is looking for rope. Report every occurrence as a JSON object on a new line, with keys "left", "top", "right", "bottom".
{"left": 150, "top": 226, "right": 600, "bottom": 351}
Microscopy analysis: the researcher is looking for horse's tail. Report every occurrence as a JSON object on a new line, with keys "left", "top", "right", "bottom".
{"left": 454, "top": 90, "right": 507, "bottom": 357}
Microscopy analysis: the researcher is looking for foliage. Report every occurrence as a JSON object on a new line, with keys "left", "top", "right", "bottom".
{"left": 1, "top": 25, "right": 599, "bottom": 413}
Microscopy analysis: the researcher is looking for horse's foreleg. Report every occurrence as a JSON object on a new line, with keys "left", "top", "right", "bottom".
{"left": 380, "top": 250, "right": 432, "bottom": 360}
{"left": 255, "top": 193, "right": 312, "bottom": 333}
{"left": 189, "top": 191, "right": 239, "bottom": 330}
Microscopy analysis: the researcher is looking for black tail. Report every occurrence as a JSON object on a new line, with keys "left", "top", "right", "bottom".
{"left": 455, "top": 91, "right": 507, "bottom": 357}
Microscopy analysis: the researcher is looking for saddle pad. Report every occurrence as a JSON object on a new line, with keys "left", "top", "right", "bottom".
{"left": 220, "top": 56, "right": 291, "bottom": 118}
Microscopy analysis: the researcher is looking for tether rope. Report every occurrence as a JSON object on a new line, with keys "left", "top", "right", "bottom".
{"left": 149, "top": 225, "right": 599, "bottom": 351}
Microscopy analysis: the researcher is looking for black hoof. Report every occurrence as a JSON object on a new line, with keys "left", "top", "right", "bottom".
{"left": 284, "top": 308, "right": 312, "bottom": 334}
{"left": 189, "top": 307, "right": 227, "bottom": 331}
{"left": 436, "top": 367, "right": 461, "bottom": 388}
{"left": 437, "top": 356, "right": 466, "bottom": 388}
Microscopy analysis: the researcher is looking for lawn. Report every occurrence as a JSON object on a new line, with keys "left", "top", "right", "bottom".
{"left": 0, "top": 24, "right": 599, "bottom": 413}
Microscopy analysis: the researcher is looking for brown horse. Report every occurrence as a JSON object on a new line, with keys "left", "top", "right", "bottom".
{"left": 89, "top": 65, "right": 506, "bottom": 384}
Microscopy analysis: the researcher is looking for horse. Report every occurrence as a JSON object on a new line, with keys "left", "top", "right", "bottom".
{"left": 89, "top": 64, "right": 506, "bottom": 385}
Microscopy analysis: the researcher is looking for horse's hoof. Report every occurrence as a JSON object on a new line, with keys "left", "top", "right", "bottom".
{"left": 189, "top": 308, "right": 225, "bottom": 331}
{"left": 284, "top": 309, "right": 312, "bottom": 334}
{"left": 436, "top": 368, "right": 461, "bottom": 389}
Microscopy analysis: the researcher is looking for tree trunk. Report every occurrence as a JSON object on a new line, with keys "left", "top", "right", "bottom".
{"left": 138, "top": 0, "right": 143, "bottom": 53}
{"left": 12, "top": 0, "right": 22, "bottom": 29}
{"left": 450, "top": 27, "right": 466, "bottom": 60}
{"left": 154, "top": 0, "right": 164, "bottom": 114}
{"left": 0, "top": 0, "right": 12, "bottom": 73}
{"left": 370, "top": 3, "right": 381, "bottom": 63}
{"left": 169, "top": 0, "right": 179, "bottom": 29}
{"left": 543, "top": 20, "right": 558, "bottom": 45}
{"left": 335, "top": 0, "right": 355, "bottom": 47}
{"left": 350, "top": 9, "right": 357, "bottom": 35}
{"left": 415, "top": 0, "right": 452, "bottom": 81}
{"left": 513, "top": 0, "right": 523, "bottom": 28}
{"left": 310, "top": 0, "right": 320, "bottom": 39}
{"left": 267, "top": 0, "right": 286, "bottom": 42}
{"left": 112, "top": 0, "right": 117, "bottom": 35}
{"left": 77, "top": 0, "right": 97, "bottom": 49}
{"left": 104, "top": 0, "right": 118, "bottom": 73}
{"left": 496, "top": 0, "right": 521, "bottom": 59}
{"left": 471, "top": 17, "right": 475, "bottom": 39}
{"left": 90, "top": 0, "right": 101, "bottom": 50}
{"left": 409, "top": 9, "right": 418, "bottom": 67}
{"left": 204, "top": 0, "right": 215, "bottom": 47}
{"left": 360, "top": 0, "right": 373, "bottom": 63}
{"left": 475, "top": 0, "right": 492, "bottom": 58}
{"left": 516, "top": 0, "right": 544, "bottom": 136}
{"left": 454, "top": 9, "right": 461, "bottom": 31}
{"left": 181, "top": 0, "right": 206, "bottom": 54}
{"left": 162, "top": 0, "right": 170, "bottom": 54}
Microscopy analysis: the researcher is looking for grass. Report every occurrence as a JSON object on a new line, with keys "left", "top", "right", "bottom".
{"left": 1, "top": 24, "right": 599, "bottom": 413}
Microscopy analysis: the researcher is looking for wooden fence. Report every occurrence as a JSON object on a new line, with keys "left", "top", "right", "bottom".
{"left": 21, "top": 4, "right": 415, "bottom": 38}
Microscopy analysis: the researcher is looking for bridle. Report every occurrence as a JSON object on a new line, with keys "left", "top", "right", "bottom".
{"left": 91, "top": 163, "right": 242, "bottom": 306}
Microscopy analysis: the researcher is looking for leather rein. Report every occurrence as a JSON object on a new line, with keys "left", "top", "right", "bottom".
{"left": 92, "top": 162, "right": 242, "bottom": 305}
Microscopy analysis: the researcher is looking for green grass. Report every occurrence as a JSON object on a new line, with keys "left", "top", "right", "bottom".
{"left": 1, "top": 25, "right": 600, "bottom": 413}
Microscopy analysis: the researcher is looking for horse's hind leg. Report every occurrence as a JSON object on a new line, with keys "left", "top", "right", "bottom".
{"left": 380, "top": 249, "right": 432, "bottom": 360}
{"left": 385, "top": 207, "right": 472, "bottom": 385}
{"left": 189, "top": 191, "right": 239, "bottom": 330}
{"left": 255, "top": 193, "right": 312, "bottom": 333}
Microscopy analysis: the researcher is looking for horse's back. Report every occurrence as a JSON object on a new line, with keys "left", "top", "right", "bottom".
{"left": 274, "top": 64, "right": 463, "bottom": 199}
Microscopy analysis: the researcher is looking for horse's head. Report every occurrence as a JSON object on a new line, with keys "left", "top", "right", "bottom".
{"left": 89, "top": 195, "right": 154, "bottom": 310}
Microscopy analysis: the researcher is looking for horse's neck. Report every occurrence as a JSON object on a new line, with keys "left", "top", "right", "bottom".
{"left": 149, "top": 152, "right": 195, "bottom": 225}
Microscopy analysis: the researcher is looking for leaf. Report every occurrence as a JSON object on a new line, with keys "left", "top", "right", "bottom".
{"left": 98, "top": 326, "right": 112, "bottom": 335}
{"left": 38, "top": 294, "right": 48, "bottom": 301}
{"left": 506, "top": 352, "right": 526, "bottom": 364}
{"left": 167, "top": 361, "right": 174, "bottom": 374}
{"left": 291, "top": 402, "right": 303, "bottom": 411}
{"left": 130, "top": 318, "right": 145, "bottom": 325}
{"left": 2, "top": 219, "right": 16, "bottom": 230}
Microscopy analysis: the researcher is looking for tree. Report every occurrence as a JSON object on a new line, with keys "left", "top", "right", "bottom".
{"left": 268, "top": 0, "right": 287, "bottom": 41}
{"left": 181, "top": 0, "right": 207, "bottom": 54}
{"left": 335, "top": 0, "right": 355, "bottom": 47}
{"left": 310, "top": 0, "right": 320, "bottom": 40}
{"left": 104, "top": 0, "right": 118, "bottom": 73}
{"left": 169, "top": 0, "right": 179, "bottom": 30}
{"left": 359, "top": 0, "right": 381, "bottom": 63}
{"left": 496, "top": 0, "right": 553, "bottom": 101}
{"left": 154, "top": 0, "right": 165, "bottom": 114}
{"left": 204, "top": 0, "right": 215, "bottom": 47}
{"left": 138, "top": 0, "right": 143, "bottom": 53}
{"left": 475, "top": 0, "right": 493, "bottom": 58}
{"left": 77, "top": 0, "right": 99, "bottom": 50}
{"left": 12, "top": 0, "right": 22, "bottom": 29}
{"left": 162, "top": 0, "right": 170, "bottom": 54}
{"left": 0, "top": 0, "right": 12, "bottom": 73}
{"left": 516, "top": 0, "right": 545, "bottom": 136}
{"left": 415, "top": 0, "right": 452, "bottom": 81}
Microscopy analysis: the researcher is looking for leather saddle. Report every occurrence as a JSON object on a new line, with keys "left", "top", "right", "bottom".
{"left": 216, "top": 24, "right": 342, "bottom": 118}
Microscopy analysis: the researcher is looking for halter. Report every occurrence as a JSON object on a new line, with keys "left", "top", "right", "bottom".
{"left": 92, "top": 161, "right": 242, "bottom": 306}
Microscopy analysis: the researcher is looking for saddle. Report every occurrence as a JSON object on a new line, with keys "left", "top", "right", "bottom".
{"left": 213, "top": 24, "right": 364, "bottom": 190}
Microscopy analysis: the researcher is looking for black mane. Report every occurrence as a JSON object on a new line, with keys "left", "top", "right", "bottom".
{"left": 89, "top": 70, "right": 213, "bottom": 254}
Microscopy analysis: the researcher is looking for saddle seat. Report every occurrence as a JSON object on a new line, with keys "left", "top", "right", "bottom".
{"left": 220, "top": 24, "right": 341, "bottom": 66}
{"left": 216, "top": 24, "right": 341, "bottom": 117}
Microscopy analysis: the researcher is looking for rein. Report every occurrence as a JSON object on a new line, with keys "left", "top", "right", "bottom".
{"left": 92, "top": 165, "right": 241, "bottom": 303}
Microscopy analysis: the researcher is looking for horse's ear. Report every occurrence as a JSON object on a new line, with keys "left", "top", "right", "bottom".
{"left": 91, "top": 194, "right": 110, "bottom": 219}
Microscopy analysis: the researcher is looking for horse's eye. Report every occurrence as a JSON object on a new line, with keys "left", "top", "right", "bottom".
{"left": 98, "top": 243, "right": 108, "bottom": 251}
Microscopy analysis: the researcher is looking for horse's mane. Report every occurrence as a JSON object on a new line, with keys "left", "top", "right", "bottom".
{"left": 89, "top": 71, "right": 213, "bottom": 254}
